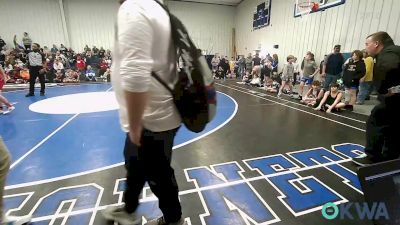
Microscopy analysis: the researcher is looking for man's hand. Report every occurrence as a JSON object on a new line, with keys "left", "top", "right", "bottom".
{"left": 129, "top": 125, "right": 143, "bottom": 146}
{"left": 124, "top": 91, "right": 148, "bottom": 147}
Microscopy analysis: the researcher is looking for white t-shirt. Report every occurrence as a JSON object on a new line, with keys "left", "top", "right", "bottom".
{"left": 111, "top": 0, "right": 181, "bottom": 132}
{"left": 53, "top": 62, "right": 64, "bottom": 71}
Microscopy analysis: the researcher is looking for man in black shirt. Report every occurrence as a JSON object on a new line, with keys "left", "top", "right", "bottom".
{"left": 322, "top": 45, "right": 344, "bottom": 90}
{"left": 353, "top": 32, "right": 400, "bottom": 166}
{"left": 252, "top": 53, "right": 261, "bottom": 66}
{"left": 26, "top": 43, "right": 46, "bottom": 97}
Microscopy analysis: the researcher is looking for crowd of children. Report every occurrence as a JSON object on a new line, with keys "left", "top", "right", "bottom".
{"left": 216, "top": 48, "right": 373, "bottom": 113}
{"left": 0, "top": 34, "right": 114, "bottom": 116}
{"left": 0, "top": 35, "right": 112, "bottom": 85}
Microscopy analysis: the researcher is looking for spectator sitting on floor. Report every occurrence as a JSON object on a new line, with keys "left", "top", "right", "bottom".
{"left": 101, "top": 68, "right": 111, "bottom": 82}
{"left": 85, "top": 65, "right": 96, "bottom": 81}
{"left": 314, "top": 82, "right": 345, "bottom": 113}
{"left": 19, "top": 65, "right": 30, "bottom": 82}
{"left": 54, "top": 70, "right": 64, "bottom": 83}
{"left": 214, "top": 66, "right": 225, "bottom": 79}
{"left": 264, "top": 77, "right": 280, "bottom": 93}
{"left": 51, "top": 44, "right": 58, "bottom": 54}
{"left": 14, "top": 58, "right": 24, "bottom": 70}
{"left": 261, "top": 60, "right": 272, "bottom": 85}
{"left": 55, "top": 51, "right": 67, "bottom": 65}
{"left": 249, "top": 66, "right": 262, "bottom": 87}
{"left": 59, "top": 44, "right": 67, "bottom": 54}
{"left": 301, "top": 80, "right": 324, "bottom": 107}
{"left": 242, "top": 71, "right": 252, "bottom": 84}
{"left": 99, "top": 47, "right": 106, "bottom": 58}
{"left": 99, "top": 58, "right": 109, "bottom": 76}
{"left": 53, "top": 58, "right": 65, "bottom": 83}
{"left": 75, "top": 54, "right": 86, "bottom": 75}
{"left": 63, "top": 69, "right": 79, "bottom": 83}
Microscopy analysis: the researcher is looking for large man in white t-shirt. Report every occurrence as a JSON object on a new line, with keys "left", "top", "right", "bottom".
{"left": 102, "top": 0, "right": 186, "bottom": 225}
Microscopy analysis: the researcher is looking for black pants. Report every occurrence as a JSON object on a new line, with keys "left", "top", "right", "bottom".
{"left": 365, "top": 94, "right": 400, "bottom": 160}
{"left": 29, "top": 66, "right": 45, "bottom": 95}
{"left": 123, "top": 127, "right": 181, "bottom": 223}
{"left": 293, "top": 72, "right": 299, "bottom": 85}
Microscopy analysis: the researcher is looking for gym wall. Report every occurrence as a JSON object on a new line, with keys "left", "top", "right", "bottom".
{"left": 235, "top": 0, "right": 400, "bottom": 67}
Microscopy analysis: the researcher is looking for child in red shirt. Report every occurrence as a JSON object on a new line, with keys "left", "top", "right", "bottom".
{"left": 76, "top": 54, "right": 86, "bottom": 72}
{"left": 0, "top": 65, "right": 15, "bottom": 114}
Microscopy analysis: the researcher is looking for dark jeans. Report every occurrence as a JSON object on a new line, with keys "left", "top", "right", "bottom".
{"left": 357, "top": 81, "right": 373, "bottom": 103}
{"left": 365, "top": 94, "right": 400, "bottom": 160}
{"left": 123, "top": 127, "right": 181, "bottom": 223}
{"left": 293, "top": 72, "right": 299, "bottom": 85}
{"left": 323, "top": 73, "right": 340, "bottom": 90}
{"left": 29, "top": 66, "right": 45, "bottom": 95}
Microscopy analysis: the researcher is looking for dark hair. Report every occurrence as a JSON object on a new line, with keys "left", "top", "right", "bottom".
{"left": 330, "top": 82, "right": 339, "bottom": 88}
{"left": 352, "top": 50, "right": 363, "bottom": 60}
{"left": 309, "top": 53, "right": 315, "bottom": 61}
{"left": 286, "top": 55, "right": 294, "bottom": 62}
{"left": 272, "top": 54, "right": 278, "bottom": 62}
{"left": 312, "top": 80, "right": 321, "bottom": 86}
{"left": 33, "top": 43, "right": 40, "bottom": 48}
{"left": 362, "top": 49, "right": 369, "bottom": 57}
{"left": 334, "top": 45, "right": 341, "bottom": 49}
{"left": 367, "top": 31, "right": 394, "bottom": 46}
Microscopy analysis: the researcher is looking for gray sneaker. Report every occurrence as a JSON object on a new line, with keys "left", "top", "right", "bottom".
{"left": 145, "top": 216, "right": 187, "bottom": 225}
{"left": 101, "top": 205, "right": 141, "bottom": 225}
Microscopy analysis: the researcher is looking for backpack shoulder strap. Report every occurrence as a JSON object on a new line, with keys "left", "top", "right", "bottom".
{"left": 153, "top": 0, "right": 170, "bottom": 15}
{"left": 151, "top": 72, "right": 173, "bottom": 94}
{"left": 150, "top": 1, "right": 174, "bottom": 95}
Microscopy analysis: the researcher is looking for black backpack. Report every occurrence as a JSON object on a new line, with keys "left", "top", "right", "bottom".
{"left": 152, "top": 1, "right": 217, "bottom": 133}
